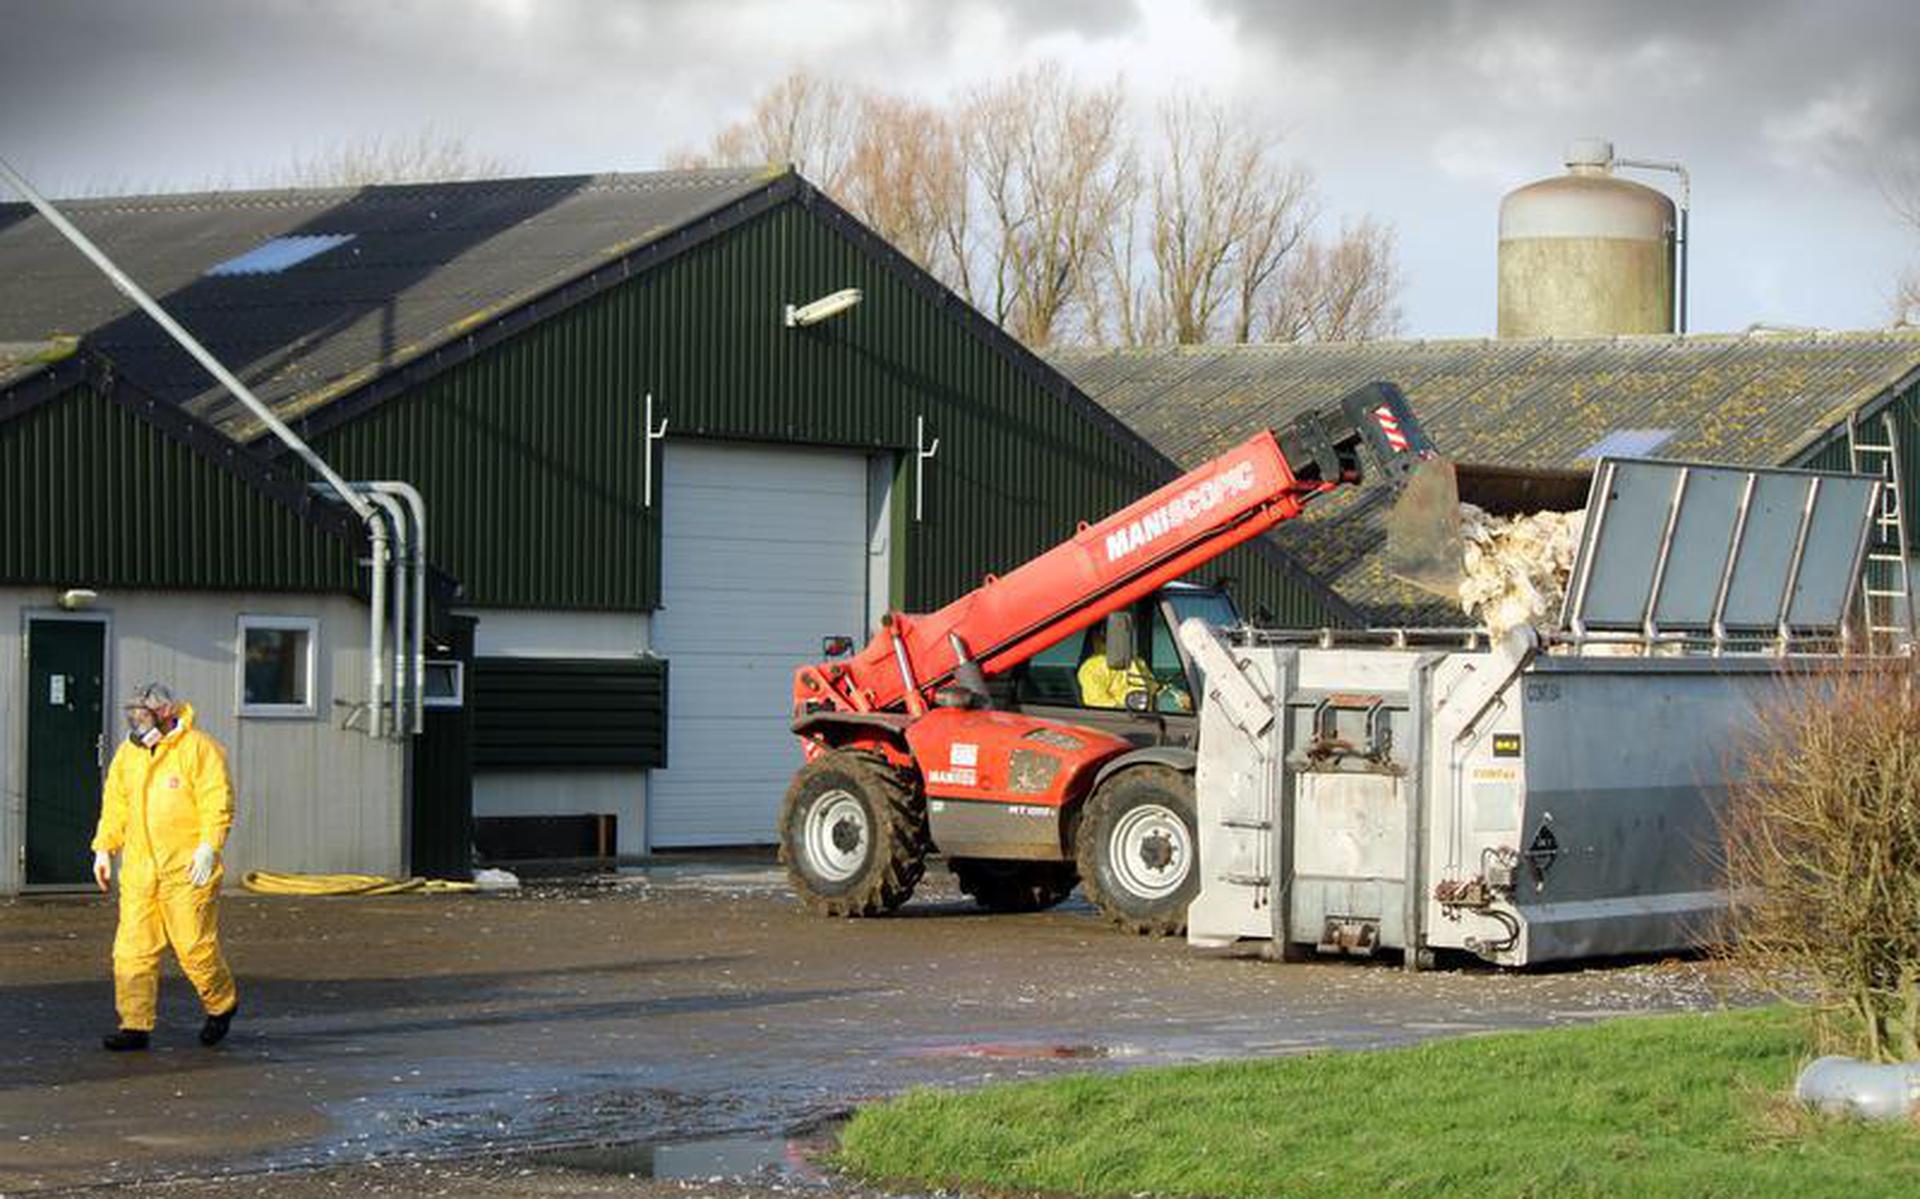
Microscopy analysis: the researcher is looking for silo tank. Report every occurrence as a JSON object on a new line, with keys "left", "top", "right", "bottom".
{"left": 1498, "top": 166, "right": 1675, "bottom": 338}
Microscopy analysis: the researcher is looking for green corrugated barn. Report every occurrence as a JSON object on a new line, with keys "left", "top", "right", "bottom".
{"left": 12, "top": 166, "right": 1920, "bottom": 884}
{"left": 0, "top": 169, "right": 1344, "bottom": 876}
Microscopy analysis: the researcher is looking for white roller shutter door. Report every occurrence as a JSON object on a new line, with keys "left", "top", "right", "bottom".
{"left": 649, "top": 440, "right": 871, "bottom": 846}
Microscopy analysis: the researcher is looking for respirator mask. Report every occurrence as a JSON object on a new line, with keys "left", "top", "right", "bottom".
{"left": 125, "top": 704, "right": 169, "bottom": 748}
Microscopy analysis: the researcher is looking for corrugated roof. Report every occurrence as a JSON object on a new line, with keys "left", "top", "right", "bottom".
{"left": 0, "top": 337, "right": 77, "bottom": 389}
{"left": 1049, "top": 332, "right": 1920, "bottom": 624}
{"left": 0, "top": 169, "right": 783, "bottom": 439}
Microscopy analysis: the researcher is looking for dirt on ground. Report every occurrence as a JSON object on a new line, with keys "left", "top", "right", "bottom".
{"left": 0, "top": 858, "right": 1739, "bottom": 1196}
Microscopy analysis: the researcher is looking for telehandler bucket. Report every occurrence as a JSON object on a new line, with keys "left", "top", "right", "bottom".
{"left": 1383, "top": 454, "right": 1465, "bottom": 597}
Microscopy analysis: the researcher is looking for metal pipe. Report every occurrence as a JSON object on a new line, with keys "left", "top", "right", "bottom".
{"left": 1614, "top": 155, "right": 1690, "bottom": 334}
{"left": 1402, "top": 658, "right": 1438, "bottom": 973}
{"left": 366, "top": 507, "right": 391, "bottom": 739}
{"left": 882, "top": 615, "right": 926, "bottom": 717}
{"left": 366, "top": 483, "right": 429, "bottom": 735}
{"left": 1709, "top": 474, "right": 1758, "bottom": 655}
{"left": 359, "top": 491, "right": 410, "bottom": 738}
{"left": 1565, "top": 461, "right": 1618, "bottom": 643}
{"left": 1641, "top": 467, "right": 1692, "bottom": 646}
{"left": 1775, "top": 477, "right": 1823, "bottom": 654}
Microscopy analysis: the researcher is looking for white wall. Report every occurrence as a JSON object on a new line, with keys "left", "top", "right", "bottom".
{"left": 1, "top": 587, "right": 405, "bottom": 893}
{"left": 459, "top": 606, "right": 650, "bottom": 856}
{"left": 465, "top": 608, "right": 650, "bottom": 659}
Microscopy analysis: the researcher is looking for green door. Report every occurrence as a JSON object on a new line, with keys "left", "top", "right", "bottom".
{"left": 26, "top": 619, "right": 106, "bottom": 886}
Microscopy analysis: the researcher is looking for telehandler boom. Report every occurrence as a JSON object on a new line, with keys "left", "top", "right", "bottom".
{"left": 782, "top": 381, "right": 1445, "bottom": 931}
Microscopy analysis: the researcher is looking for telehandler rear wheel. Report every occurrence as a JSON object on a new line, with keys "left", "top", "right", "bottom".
{"left": 950, "top": 859, "right": 1079, "bottom": 913}
{"left": 779, "top": 750, "right": 928, "bottom": 917}
{"left": 1075, "top": 766, "right": 1198, "bottom": 936}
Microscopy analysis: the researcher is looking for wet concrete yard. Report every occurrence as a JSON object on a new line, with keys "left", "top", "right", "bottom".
{"left": 0, "top": 861, "right": 1733, "bottom": 1195}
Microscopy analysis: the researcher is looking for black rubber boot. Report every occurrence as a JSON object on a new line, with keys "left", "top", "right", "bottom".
{"left": 199, "top": 1005, "right": 236, "bottom": 1046}
{"left": 103, "top": 1028, "right": 150, "bottom": 1052}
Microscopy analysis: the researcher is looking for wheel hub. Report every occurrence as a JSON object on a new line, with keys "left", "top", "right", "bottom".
{"left": 831, "top": 817, "right": 863, "bottom": 854}
{"left": 1108, "top": 802, "right": 1191, "bottom": 901}
{"left": 804, "top": 789, "right": 871, "bottom": 883}
{"left": 1137, "top": 831, "right": 1174, "bottom": 872}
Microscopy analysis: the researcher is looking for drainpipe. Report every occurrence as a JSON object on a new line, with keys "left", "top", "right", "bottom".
{"left": 364, "top": 482, "right": 429, "bottom": 736}
{"left": 358, "top": 489, "right": 411, "bottom": 739}
{"left": 1613, "top": 155, "right": 1690, "bottom": 334}
{"left": 0, "top": 157, "right": 395, "bottom": 736}
{"left": 366, "top": 509, "right": 390, "bottom": 738}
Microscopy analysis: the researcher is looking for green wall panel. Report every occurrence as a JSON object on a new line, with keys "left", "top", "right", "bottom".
{"left": 469, "top": 656, "right": 667, "bottom": 769}
{"left": 312, "top": 197, "right": 1344, "bottom": 625}
{"left": 0, "top": 377, "right": 357, "bottom": 592}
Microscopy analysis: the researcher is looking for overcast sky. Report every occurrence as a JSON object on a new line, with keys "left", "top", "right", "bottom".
{"left": 3, "top": 0, "right": 1917, "bottom": 338}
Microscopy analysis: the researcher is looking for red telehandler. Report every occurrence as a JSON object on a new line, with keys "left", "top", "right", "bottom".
{"left": 782, "top": 382, "right": 1446, "bottom": 933}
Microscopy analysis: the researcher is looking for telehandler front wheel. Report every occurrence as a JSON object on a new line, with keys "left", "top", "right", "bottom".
{"left": 779, "top": 750, "right": 927, "bottom": 917}
{"left": 1075, "top": 766, "right": 1198, "bottom": 936}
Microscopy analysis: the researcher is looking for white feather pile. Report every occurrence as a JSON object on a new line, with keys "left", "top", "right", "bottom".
{"left": 1455, "top": 504, "right": 1587, "bottom": 638}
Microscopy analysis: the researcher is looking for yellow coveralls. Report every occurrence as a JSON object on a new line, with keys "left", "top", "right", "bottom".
{"left": 90, "top": 703, "right": 238, "bottom": 1030}
{"left": 1077, "top": 654, "right": 1157, "bottom": 709}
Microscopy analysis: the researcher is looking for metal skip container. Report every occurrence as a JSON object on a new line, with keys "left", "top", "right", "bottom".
{"left": 1184, "top": 457, "right": 1886, "bottom": 967}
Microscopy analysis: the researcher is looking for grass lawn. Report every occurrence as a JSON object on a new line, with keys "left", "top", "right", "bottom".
{"left": 837, "top": 1008, "right": 1920, "bottom": 1198}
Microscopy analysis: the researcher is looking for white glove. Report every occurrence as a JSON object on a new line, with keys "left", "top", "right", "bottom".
{"left": 93, "top": 850, "right": 112, "bottom": 893}
{"left": 188, "top": 843, "right": 218, "bottom": 888}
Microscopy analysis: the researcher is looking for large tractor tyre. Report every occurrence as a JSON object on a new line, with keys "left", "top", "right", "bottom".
{"left": 949, "top": 858, "right": 1079, "bottom": 913}
{"left": 779, "top": 751, "right": 928, "bottom": 917}
{"left": 1074, "top": 765, "right": 1200, "bottom": 936}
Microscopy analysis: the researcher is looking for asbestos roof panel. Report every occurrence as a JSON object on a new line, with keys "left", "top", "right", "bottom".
{"left": 0, "top": 337, "right": 77, "bottom": 390}
{"left": 0, "top": 169, "right": 782, "bottom": 439}
{"left": 1048, "top": 333, "right": 1920, "bottom": 624}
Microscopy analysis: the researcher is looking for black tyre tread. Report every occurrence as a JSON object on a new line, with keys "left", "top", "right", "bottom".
{"left": 950, "top": 859, "right": 1078, "bottom": 913}
{"left": 1074, "top": 764, "right": 1196, "bottom": 937}
{"left": 779, "top": 750, "right": 928, "bottom": 918}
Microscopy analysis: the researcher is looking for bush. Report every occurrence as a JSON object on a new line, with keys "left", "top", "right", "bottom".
{"left": 1721, "top": 666, "right": 1920, "bottom": 1062}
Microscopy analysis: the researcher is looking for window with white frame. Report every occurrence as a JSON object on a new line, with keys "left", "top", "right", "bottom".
{"left": 238, "top": 615, "right": 319, "bottom": 717}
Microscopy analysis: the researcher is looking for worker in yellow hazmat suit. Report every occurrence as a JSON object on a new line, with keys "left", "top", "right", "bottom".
{"left": 1077, "top": 629, "right": 1157, "bottom": 709}
{"left": 1077, "top": 628, "right": 1192, "bottom": 711}
{"left": 91, "top": 683, "right": 238, "bottom": 1051}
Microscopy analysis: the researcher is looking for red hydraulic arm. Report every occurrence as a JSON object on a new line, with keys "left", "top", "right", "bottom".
{"left": 793, "top": 381, "right": 1436, "bottom": 723}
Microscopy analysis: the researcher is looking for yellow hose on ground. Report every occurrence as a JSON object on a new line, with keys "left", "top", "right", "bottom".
{"left": 242, "top": 870, "right": 477, "bottom": 895}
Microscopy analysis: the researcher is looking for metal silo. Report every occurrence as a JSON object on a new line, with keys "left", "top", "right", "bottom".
{"left": 1498, "top": 139, "right": 1677, "bottom": 338}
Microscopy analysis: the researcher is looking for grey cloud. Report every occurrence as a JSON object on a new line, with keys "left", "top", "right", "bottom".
{"left": 1205, "top": 0, "right": 1920, "bottom": 172}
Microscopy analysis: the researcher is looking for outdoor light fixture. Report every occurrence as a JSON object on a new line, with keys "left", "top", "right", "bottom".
{"left": 58, "top": 588, "right": 98, "bottom": 611}
{"left": 784, "top": 288, "right": 863, "bottom": 327}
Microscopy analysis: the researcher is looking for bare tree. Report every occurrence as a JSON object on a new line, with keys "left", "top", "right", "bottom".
{"left": 1897, "top": 270, "right": 1920, "bottom": 327}
{"left": 1087, "top": 172, "right": 1158, "bottom": 348}
{"left": 1139, "top": 96, "right": 1314, "bottom": 345}
{"left": 838, "top": 93, "right": 967, "bottom": 280}
{"left": 672, "top": 72, "right": 967, "bottom": 286}
{"left": 264, "top": 127, "right": 517, "bottom": 188}
{"left": 1263, "top": 218, "right": 1404, "bottom": 343}
{"left": 958, "top": 67, "right": 1136, "bottom": 347}
{"left": 671, "top": 70, "right": 860, "bottom": 192}
{"left": 1876, "top": 153, "right": 1920, "bottom": 326}
{"left": 671, "top": 70, "right": 1404, "bottom": 349}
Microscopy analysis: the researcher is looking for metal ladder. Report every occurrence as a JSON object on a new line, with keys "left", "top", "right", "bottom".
{"left": 1848, "top": 410, "right": 1916, "bottom": 651}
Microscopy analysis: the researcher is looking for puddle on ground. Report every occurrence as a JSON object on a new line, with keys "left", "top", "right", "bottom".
{"left": 533, "top": 1134, "right": 819, "bottom": 1181}
{"left": 900, "top": 1041, "right": 1126, "bottom": 1060}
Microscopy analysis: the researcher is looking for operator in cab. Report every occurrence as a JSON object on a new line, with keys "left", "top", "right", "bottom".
{"left": 1077, "top": 627, "right": 1191, "bottom": 711}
